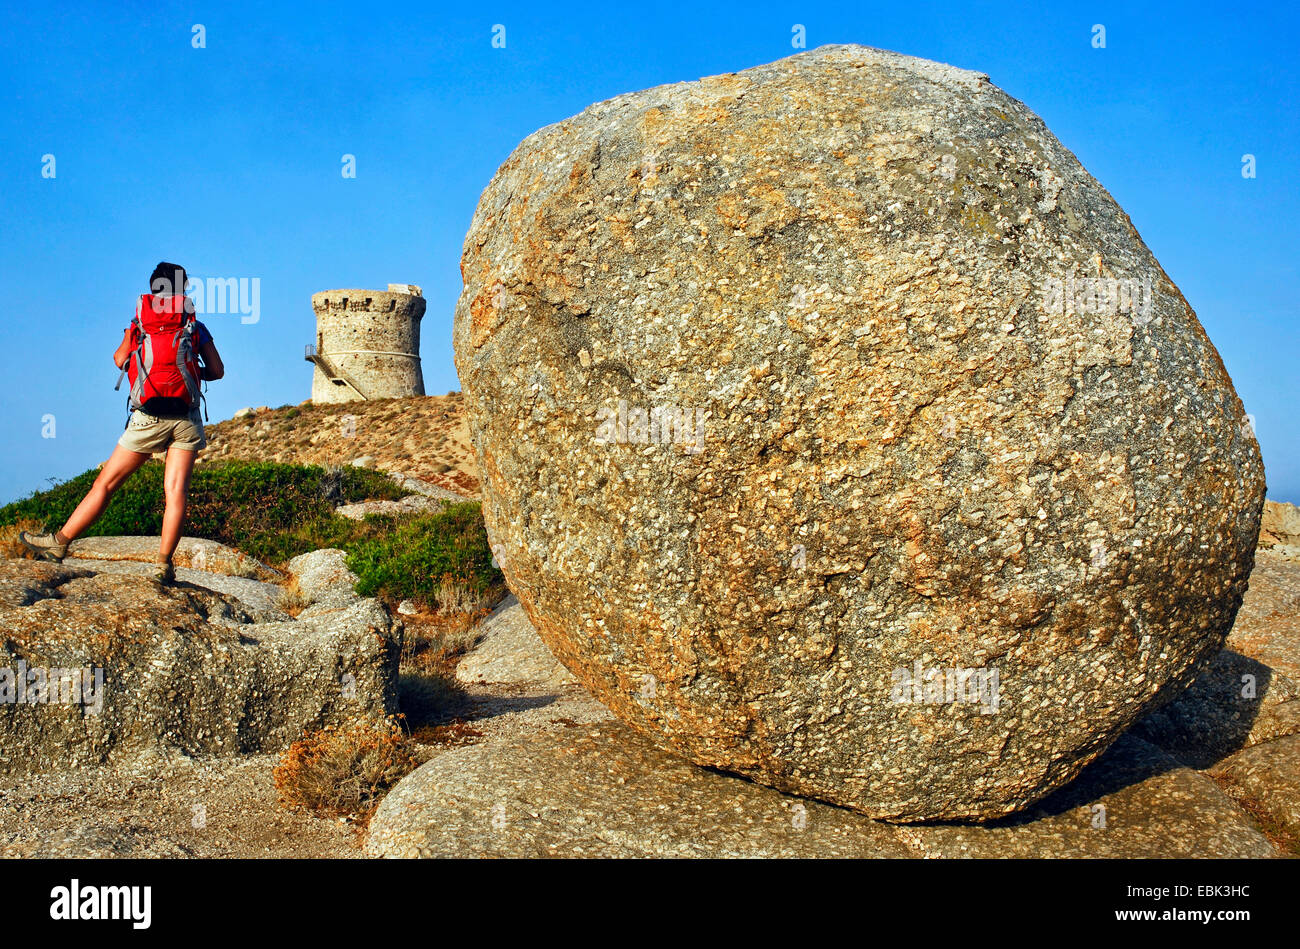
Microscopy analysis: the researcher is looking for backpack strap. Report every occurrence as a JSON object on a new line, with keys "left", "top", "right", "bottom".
{"left": 128, "top": 316, "right": 152, "bottom": 412}
{"left": 113, "top": 311, "right": 142, "bottom": 393}
{"left": 174, "top": 317, "right": 203, "bottom": 413}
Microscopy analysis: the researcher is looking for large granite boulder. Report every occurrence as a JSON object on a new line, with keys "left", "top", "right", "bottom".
{"left": 452, "top": 45, "right": 1265, "bottom": 820}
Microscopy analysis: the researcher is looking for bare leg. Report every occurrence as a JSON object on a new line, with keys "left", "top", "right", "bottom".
{"left": 58, "top": 446, "right": 153, "bottom": 543}
{"left": 159, "top": 446, "right": 197, "bottom": 563}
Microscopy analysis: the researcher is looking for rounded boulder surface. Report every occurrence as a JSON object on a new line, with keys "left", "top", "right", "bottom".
{"left": 452, "top": 45, "right": 1265, "bottom": 820}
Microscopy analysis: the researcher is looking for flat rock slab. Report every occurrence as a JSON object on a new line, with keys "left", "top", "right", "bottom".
{"left": 0, "top": 749, "right": 363, "bottom": 858}
{"left": 899, "top": 734, "right": 1278, "bottom": 858}
{"left": 63, "top": 557, "right": 291, "bottom": 622}
{"left": 1213, "top": 734, "right": 1300, "bottom": 851}
{"left": 67, "top": 536, "right": 278, "bottom": 580}
{"left": 455, "top": 595, "right": 577, "bottom": 689}
{"left": 367, "top": 681, "right": 1283, "bottom": 858}
{"left": 367, "top": 720, "right": 914, "bottom": 858}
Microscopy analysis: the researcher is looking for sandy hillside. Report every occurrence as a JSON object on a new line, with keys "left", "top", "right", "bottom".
{"left": 199, "top": 393, "right": 479, "bottom": 498}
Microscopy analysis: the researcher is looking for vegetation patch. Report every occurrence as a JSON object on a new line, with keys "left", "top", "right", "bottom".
{"left": 273, "top": 715, "right": 418, "bottom": 822}
{"left": 346, "top": 502, "right": 502, "bottom": 610}
{"left": 0, "top": 518, "right": 42, "bottom": 559}
{"left": 0, "top": 459, "right": 403, "bottom": 555}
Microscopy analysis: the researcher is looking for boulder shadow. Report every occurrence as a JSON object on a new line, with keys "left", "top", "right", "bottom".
{"left": 920, "top": 650, "right": 1285, "bottom": 829}
{"left": 1127, "top": 649, "right": 1282, "bottom": 770}
{"left": 398, "top": 670, "right": 559, "bottom": 730}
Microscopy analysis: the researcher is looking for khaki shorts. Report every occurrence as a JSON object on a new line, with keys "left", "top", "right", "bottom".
{"left": 118, "top": 410, "right": 207, "bottom": 454}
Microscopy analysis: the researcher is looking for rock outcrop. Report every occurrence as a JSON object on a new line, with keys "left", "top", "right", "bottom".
{"left": 453, "top": 45, "right": 1265, "bottom": 820}
{"left": 1259, "top": 499, "right": 1300, "bottom": 558}
{"left": 0, "top": 552, "right": 400, "bottom": 771}
{"left": 1227, "top": 549, "right": 1300, "bottom": 681}
{"left": 454, "top": 594, "right": 577, "bottom": 689}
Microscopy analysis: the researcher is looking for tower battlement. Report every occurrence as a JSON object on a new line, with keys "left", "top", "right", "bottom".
{"left": 308, "top": 284, "right": 426, "bottom": 403}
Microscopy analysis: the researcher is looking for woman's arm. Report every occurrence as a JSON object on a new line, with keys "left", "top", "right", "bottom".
{"left": 199, "top": 340, "right": 225, "bottom": 380}
{"left": 113, "top": 328, "right": 133, "bottom": 369}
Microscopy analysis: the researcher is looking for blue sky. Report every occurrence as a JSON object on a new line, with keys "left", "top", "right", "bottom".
{"left": 0, "top": 0, "right": 1295, "bottom": 504}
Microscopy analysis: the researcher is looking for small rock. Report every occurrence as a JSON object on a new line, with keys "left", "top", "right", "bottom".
{"left": 285, "top": 549, "right": 363, "bottom": 611}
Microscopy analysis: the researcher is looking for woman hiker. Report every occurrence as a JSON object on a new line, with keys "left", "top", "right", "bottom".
{"left": 20, "top": 261, "right": 225, "bottom": 584}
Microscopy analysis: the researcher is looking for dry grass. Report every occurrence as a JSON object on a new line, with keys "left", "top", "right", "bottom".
{"left": 435, "top": 577, "right": 494, "bottom": 616}
{"left": 0, "top": 519, "right": 43, "bottom": 559}
{"left": 395, "top": 596, "right": 499, "bottom": 730}
{"left": 409, "top": 720, "right": 483, "bottom": 747}
{"left": 276, "top": 575, "right": 313, "bottom": 617}
{"left": 400, "top": 607, "right": 489, "bottom": 677}
{"left": 273, "top": 715, "right": 417, "bottom": 822}
{"left": 198, "top": 393, "right": 480, "bottom": 498}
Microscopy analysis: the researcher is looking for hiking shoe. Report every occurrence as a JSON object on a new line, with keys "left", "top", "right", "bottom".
{"left": 19, "top": 530, "right": 68, "bottom": 563}
{"left": 150, "top": 561, "right": 176, "bottom": 586}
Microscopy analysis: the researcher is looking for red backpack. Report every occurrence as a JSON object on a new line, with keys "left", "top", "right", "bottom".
{"left": 114, "top": 294, "right": 205, "bottom": 417}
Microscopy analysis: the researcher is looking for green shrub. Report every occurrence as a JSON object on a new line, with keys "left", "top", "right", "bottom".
{"left": 346, "top": 502, "right": 501, "bottom": 608}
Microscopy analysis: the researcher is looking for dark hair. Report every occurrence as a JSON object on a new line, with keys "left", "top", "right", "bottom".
{"left": 150, "top": 261, "right": 187, "bottom": 296}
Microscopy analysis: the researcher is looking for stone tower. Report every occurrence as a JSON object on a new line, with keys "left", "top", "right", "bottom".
{"left": 307, "top": 284, "right": 426, "bottom": 403}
